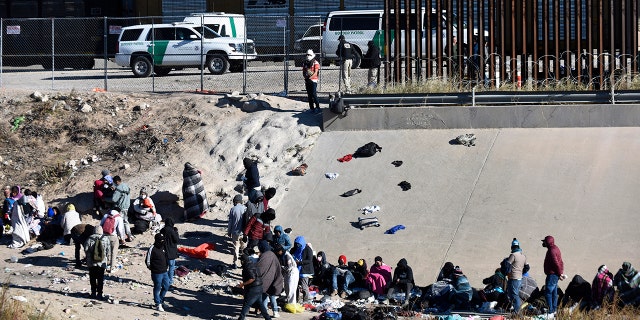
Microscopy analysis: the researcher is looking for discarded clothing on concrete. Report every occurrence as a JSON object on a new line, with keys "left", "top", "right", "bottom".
{"left": 178, "top": 242, "right": 215, "bottom": 259}
{"left": 385, "top": 225, "right": 406, "bottom": 234}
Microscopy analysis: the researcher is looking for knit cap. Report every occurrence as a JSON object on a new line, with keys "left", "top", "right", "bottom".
{"left": 511, "top": 238, "right": 520, "bottom": 247}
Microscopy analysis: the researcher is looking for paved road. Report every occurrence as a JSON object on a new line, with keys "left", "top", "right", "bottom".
{"left": 275, "top": 127, "right": 640, "bottom": 288}
{"left": 0, "top": 59, "right": 370, "bottom": 94}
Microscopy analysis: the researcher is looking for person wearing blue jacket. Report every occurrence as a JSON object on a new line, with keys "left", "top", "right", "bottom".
{"left": 272, "top": 225, "right": 292, "bottom": 252}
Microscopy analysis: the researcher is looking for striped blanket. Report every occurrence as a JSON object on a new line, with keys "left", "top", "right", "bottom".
{"left": 182, "top": 162, "right": 208, "bottom": 221}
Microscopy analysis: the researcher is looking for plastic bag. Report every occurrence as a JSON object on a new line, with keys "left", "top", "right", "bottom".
{"left": 284, "top": 303, "right": 304, "bottom": 314}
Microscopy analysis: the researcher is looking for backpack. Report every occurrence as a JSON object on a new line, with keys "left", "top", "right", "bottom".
{"left": 500, "top": 258, "right": 512, "bottom": 277}
{"left": 92, "top": 236, "right": 105, "bottom": 262}
{"left": 340, "top": 304, "right": 369, "bottom": 320}
{"left": 354, "top": 142, "right": 382, "bottom": 158}
{"left": 132, "top": 219, "right": 149, "bottom": 234}
{"left": 102, "top": 214, "right": 118, "bottom": 235}
{"left": 145, "top": 246, "right": 154, "bottom": 269}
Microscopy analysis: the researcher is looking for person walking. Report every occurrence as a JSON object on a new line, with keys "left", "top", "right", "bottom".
{"left": 160, "top": 217, "right": 179, "bottom": 286}
{"left": 228, "top": 194, "right": 246, "bottom": 269}
{"left": 237, "top": 254, "right": 272, "bottom": 320}
{"left": 506, "top": 238, "right": 528, "bottom": 314}
{"left": 100, "top": 209, "right": 126, "bottom": 273}
{"left": 364, "top": 40, "right": 381, "bottom": 87}
{"left": 336, "top": 34, "right": 354, "bottom": 93}
{"left": 70, "top": 223, "right": 95, "bottom": 268}
{"left": 146, "top": 233, "right": 170, "bottom": 312}
{"left": 542, "top": 235, "right": 565, "bottom": 315}
{"left": 257, "top": 241, "right": 283, "bottom": 318}
{"left": 84, "top": 225, "right": 110, "bottom": 299}
{"left": 302, "top": 49, "right": 321, "bottom": 113}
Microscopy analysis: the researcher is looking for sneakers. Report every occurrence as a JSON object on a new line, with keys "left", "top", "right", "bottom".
{"left": 330, "top": 289, "right": 338, "bottom": 297}
{"left": 273, "top": 311, "right": 280, "bottom": 318}
{"left": 156, "top": 304, "right": 164, "bottom": 312}
{"left": 339, "top": 291, "right": 348, "bottom": 299}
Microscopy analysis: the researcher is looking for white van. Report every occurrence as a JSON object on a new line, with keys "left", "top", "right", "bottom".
{"left": 321, "top": 9, "right": 461, "bottom": 68}
{"left": 183, "top": 12, "right": 246, "bottom": 39}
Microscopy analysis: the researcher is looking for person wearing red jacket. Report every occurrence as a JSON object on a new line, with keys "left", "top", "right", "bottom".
{"left": 542, "top": 235, "right": 566, "bottom": 314}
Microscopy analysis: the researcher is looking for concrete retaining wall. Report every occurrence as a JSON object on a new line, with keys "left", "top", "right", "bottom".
{"left": 322, "top": 104, "right": 640, "bottom": 131}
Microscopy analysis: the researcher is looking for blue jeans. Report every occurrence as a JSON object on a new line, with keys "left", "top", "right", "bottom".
{"left": 167, "top": 259, "right": 176, "bottom": 285}
{"left": 263, "top": 293, "right": 279, "bottom": 313}
{"left": 239, "top": 285, "right": 271, "bottom": 320}
{"left": 507, "top": 278, "right": 522, "bottom": 313}
{"left": 151, "top": 272, "right": 170, "bottom": 305}
{"left": 545, "top": 274, "right": 559, "bottom": 313}
{"left": 332, "top": 268, "right": 354, "bottom": 293}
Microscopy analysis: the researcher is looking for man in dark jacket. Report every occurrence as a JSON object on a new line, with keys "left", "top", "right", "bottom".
{"left": 364, "top": 40, "right": 381, "bottom": 87}
{"left": 160, "top": 217, "right": 179, "bottom": 286}
{"left": 313, "top": 251, "right": 334, "bottom": 293}
{"left": 243, "top": 158, "right": 260, "bottom": 197}
{"left": 386, "top": 258, "right": 415, "bottom": 307}
{"left": 542, "top": 235, "right": 565, "bottom": 314}
{"left": 70, "top": 223, "right": 95, "bottom": 268}
{"left": 146, "top": 233, "right": 170, "bottom": 312}
{"left": 257, "top": 241, "right": 283, "bottom": 318}
{"left": 293, "top": 236, "right": 314, "bottom": 303}
{"left": 237, "top": 254, "right": 272, "bottom": 320}
{"left": 335, "top": 34, "right": 354, "bottom": 92}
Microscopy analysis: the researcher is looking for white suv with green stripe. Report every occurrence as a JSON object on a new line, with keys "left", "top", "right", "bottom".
{"left": 115, "top": 22, "right": 256, "bottom": 77}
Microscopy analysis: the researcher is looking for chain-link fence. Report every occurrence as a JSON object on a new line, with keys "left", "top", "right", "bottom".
{"left": 1, "top": 14, "right": 640, "bottom": 94}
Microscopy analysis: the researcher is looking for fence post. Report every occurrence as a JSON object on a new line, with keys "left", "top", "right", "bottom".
{"left": 103, "top": 17, "right": 108, "bottom": 91}
{"left": 0, "top": 18, "right": 3, "bottom": 88}
{"left": 284, "top": 16, "right": 289, "bottom": 96}
{"left": 50, "top": 18, "right": 55, "bottom": 90}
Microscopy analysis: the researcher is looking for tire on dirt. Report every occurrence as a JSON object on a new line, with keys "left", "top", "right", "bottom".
{"left": 131, "top": 55, "right": 153, "bottom": 78}
{"left": 206, "top": 54, "right": 229, "bottom": 75}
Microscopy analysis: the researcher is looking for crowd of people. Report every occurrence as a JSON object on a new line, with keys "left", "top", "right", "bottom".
{"left": 1, "top": 164, "right": 206, "bottom": 312}
{"left": 3, "top": 159, "right": 639, "bottom": 318}
{"left": 227, "top": 159, "right": 640, "bottom": 318}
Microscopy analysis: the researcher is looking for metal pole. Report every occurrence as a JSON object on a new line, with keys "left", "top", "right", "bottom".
{"left": 0, "top": 18, "right": 3, "bottom": 88}
{"left": 199, "top": 16, "right": 204, "bottom": 92}
{"left": 243, "top": 15, "right": 248, "bottom": 95}
{"left": 103, "top": 17, "right": 108, "bottom": 91}
{"left": 283, "top": 16, "right": 288, "bottom": 95}
{"left": 51, "top": 18, "right": 54, "bottom": 90}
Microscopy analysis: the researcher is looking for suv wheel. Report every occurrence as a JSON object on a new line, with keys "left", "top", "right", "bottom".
{"left": 131, "top": 56, "right": 153, "bottom": 78}
{"left": 206, "top": 54, "right": 229, "bottom": 75}
{"left": 351, "top": 51, "right": 362, "bottom": 69}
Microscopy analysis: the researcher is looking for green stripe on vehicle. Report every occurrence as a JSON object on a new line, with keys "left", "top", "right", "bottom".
{"left": 229, "top": 17, "right": 237, "bottom": 37}
{"left": 147, "top": 40, "right": 169, "bottom": 65}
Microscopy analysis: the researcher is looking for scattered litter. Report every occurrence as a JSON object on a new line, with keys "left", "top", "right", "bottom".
{"left": 455, "top": 133, "right": 476, "bottom": 147}
{"left": 358, "top": 216, "right": 380, "bottom": 229}
{"left": 337, "top": 154, "right": 353, "bottom": 162}
{"left": 326, "top": 216, "right": 336, "bottom": 221}
{"left": 391, "top": 160, "right": 403, "bottom": 167}
{"left": 360, "top": 205, "right": 380, "bottom": 215}
{"left": 291, "top": 163, "right": 308, "bottom": 176}
{"left": 398, "top": 181, "right": 412, "bottom": 191}
{"left": 385, "top": 225, "right": 406, "bottom": 234}
{"left": 325, "top": 172, "right": 339, "bottom": 180}
{"left": 341, "top": 189, "right": 361, "bottom": 197}
{"left": 12, "top": 296, "right": 27, "bottom": 302}
{"left": 354, "top": 142, "right": 382, "bottom": 158}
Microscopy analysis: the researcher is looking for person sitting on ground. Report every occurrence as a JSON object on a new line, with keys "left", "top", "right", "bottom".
{"left": 481, "top": 268, "right": 507, "bottom": 309}
{"left": 2, "top": 185, "right": 14, "bottom": 232}
{"left": 449, "top": 266, "right": 473, "bottom": 310}
{"left": 331, "top": 255, "right": 355, "bottom": 298}
{"left": 132, "top": 188, "right": 162, "bottom": 225}
{"left": 313, "top": 251, "right": 334, "bottom": 293}
{"left": 272, "top": 225, "right": 292, "bottom": 252}
{"left": 614, "top": 262, "right": 640, "bottom": 306}
{"left": 350, "top": 258, "right": 369, "bottom": 288}
{"left": 592, "top": 264, "right": 614, "bottom": 309}
{"left": 386, "top": 258, "right": 415, "bottom": 307}
{"left": 562, "top": 274, "right": 592, "bottom": 310}
{"left": 37, "top": 206, "right": 64, "bottom": 244}
{"left": 61, "top": 203, "right": 81, "bottom": 245}
{"left": 367, "top": 256, "right": 392, "bottom": 297}
{"left": 437, "top": 262, "right": 456, "bottom": 283}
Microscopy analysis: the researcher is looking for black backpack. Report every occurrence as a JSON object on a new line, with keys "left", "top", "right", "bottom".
{"left": 340, "top": 304, "right": 370, "bottom": 320}
{"left": 354, "top": 142, "right": 382, "bottom": 158}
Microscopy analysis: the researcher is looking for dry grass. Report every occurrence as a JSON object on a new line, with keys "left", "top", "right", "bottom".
{"left": 0, "top": 282, "right": 50, "bottom": 320}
